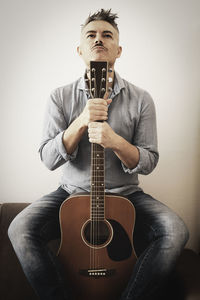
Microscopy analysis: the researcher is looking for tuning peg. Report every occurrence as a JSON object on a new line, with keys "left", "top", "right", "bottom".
{"left": 84, "top": 78, "right": 89, "bottom": 82}
{"left": 108, "top": 87, "right": 112, "bottom": 92}
{"left": 108, "top": 77, "right": 113, "bottom": 83}
{"left": 108, "top": 68, "right": 113, "bottom": 73}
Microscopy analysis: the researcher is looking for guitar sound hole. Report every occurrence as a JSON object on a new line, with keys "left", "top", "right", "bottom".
{"left": 82, "top": 220, "right": 112, "bottom": 248}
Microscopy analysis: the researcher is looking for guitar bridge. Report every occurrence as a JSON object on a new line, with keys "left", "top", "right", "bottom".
{"left": 79, "top": 268, "right": 115, "bottom": 278}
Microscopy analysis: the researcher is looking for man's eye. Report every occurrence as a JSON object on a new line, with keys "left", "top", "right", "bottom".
{"left": 87, "top": 34, "right": 95, "bottom": 38}
{"left": 104, "top": 34, "right": 112, "bottom": 38}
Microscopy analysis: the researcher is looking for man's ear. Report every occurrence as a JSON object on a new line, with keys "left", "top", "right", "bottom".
{"left": 77, "top": 46, "right": 82, "bottom": 56}
{"left": 117, "top": 46, "right": 122, "bottom": 58}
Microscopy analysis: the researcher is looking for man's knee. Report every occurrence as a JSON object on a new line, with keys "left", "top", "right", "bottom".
{"left": 160, "top": 211, "right": 189, "bottom": 250}
{"left": 8, "top": 213, "right": 28, "bottom": 247}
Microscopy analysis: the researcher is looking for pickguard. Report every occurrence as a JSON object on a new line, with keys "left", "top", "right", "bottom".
{"left": 107, "top": 219, "right": 133, "bottom": 261}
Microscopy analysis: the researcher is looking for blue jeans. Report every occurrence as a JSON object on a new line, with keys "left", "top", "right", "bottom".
{"left": 8, "top": 187, "right": 189, "bottom": 300}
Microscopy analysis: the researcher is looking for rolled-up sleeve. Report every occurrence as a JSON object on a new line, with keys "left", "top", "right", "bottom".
{"left": 38, "top": 89, "right": 78, "bottom": 171}
{"left": 122, "top": 91, "right": 159, "bottom": 175}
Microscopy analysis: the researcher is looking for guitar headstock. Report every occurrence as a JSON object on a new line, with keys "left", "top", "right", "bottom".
{"left": 89, "top": 61, "right": 108, "bottom": 99}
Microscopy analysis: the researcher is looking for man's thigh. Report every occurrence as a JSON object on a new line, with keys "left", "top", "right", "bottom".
{"left": 127, "top": 191, "right": 187, "bottom": 256}
{"left": 9, "top": 186, "right": 70, "bottom": 242}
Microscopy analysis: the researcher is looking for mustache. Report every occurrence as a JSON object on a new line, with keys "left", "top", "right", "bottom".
{"left": 92, "top": 43, "right": 107, "bottom": 50}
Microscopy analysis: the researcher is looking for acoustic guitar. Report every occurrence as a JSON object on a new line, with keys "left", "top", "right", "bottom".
{"left": 57, "top": 61, "right": 137, "bottom": 300}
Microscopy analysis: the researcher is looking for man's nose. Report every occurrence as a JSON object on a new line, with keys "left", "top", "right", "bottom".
{"left": 95, "top": 35, "right": 103, "bottom": 45}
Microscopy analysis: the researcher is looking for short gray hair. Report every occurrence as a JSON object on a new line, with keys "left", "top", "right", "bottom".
{"left": 81, "top": 9, "right": 119, "bottom": 32}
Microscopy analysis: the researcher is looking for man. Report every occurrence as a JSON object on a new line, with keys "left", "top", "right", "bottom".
{"left": 8, "top": 9, "right": 189, "bottom": 300}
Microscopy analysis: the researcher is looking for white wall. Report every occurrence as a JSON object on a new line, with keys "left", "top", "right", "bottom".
{"left": 0, "top": 0, "right": 200, "bottom": 251}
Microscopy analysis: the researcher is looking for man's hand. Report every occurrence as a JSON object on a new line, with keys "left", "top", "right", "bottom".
{"left": 88, "top": 121, "right": 140, "bottom": 169}
{"left": 79, "top": 98, "right": 112, "bottom": 127}
{"left": 88, "top": 121, "right": 118, "bottom": 149}
{"left": 62, "top": 97, "right": 111, "bottom": 155}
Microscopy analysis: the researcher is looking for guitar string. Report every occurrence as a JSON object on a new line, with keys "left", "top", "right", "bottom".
{"left": 93, "top": 67, "right": 96, "bottom": 271}
{"left": 98, "top": 68, "right": 104, "bottom": 270}
{"left": 97, "top": 67, "right": 105, "bottom": 270}
{"left": 95, "top": 70, "right": 99, "bottom": 271}
{"left": 90, "top": 68, "right": 92, "bottom": 272}
{"left": 93, "top": 67, "right": 97, "bottom": 271}
{"left": 95, "top": 66, "right": 103, "bottom": 271}
{"left": 96, "top": 66, "right": 106, "bottom": 271}
{"left": 90, "top": 67, "right": 94, "bottom": 272}
{"left": 90, "top": 64, "right": 107, "bottom": 272}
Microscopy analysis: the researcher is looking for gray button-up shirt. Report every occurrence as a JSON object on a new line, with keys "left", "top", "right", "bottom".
{"left": 39, "top": 72, "right": 159, "bottom": 195}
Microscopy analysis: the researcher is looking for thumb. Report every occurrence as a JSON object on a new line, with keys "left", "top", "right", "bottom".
{"left": 106, "top": 98, "right": 112, "bottom": 105}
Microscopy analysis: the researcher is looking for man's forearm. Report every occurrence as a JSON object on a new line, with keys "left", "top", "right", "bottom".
{"left": 112, "top": 134, "right": 140, "bottom": 170}
{"left": 88, "top": 121, "right": 139, "bottom": 169}
{"left": 62, "top": 114, "right": 87, "bottom": 155}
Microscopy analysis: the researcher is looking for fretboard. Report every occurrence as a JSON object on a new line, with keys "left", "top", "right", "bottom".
{"left": 90, "top": 143, "right": 105, "bottom": 221}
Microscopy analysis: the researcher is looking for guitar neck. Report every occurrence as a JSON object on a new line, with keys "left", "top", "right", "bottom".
{"left": 88, "top": 61, "right": 108, "bottom": 221}
{"left": 91, "top": 143, "right": 105, "bottom": 221}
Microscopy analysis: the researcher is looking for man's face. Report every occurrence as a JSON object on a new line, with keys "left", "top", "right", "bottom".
{"left": 77, "top": 20, "right": 122, "bottom": 69}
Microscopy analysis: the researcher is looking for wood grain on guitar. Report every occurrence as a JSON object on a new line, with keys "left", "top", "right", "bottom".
{"left": 57, "top": 61, "right": 137, "bottom": 300}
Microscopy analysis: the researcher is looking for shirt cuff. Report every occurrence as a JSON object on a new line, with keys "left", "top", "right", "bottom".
{"left": 121, "top": 146, "right": 146, "bottom": 174}
{"left": 55, "top": 131, "right": 78, "bottom": 161}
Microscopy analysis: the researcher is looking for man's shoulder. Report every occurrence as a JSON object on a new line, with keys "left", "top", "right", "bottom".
{"left": 50, "top": 77, "right": 83, "bottom": 98}
{"left": 120, "top": 75, "right": 153, "bottom": 103}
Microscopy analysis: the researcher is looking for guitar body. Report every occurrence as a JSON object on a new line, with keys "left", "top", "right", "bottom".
{"left": 57, "top": 193, "right": 137, "bottom": 300}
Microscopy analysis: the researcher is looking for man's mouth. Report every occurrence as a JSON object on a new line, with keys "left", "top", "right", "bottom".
{"left": 92, "top": 45, "right": 107, "bottom": 51}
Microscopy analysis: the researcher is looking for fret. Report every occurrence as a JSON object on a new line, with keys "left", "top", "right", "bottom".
{"left": 91, "top": 207, "right": 105, "bottom": 209}
{"left": 91, "top": 166, "right": 104, "bottom": 171}
{"left": 91, "top": 182, "right": 105, "bottom": 186}
{"left": 91, "top": 206, "right": 104, "bottom": 208}
{"left": 92, "top": 151, "right": 104, "bottom": 154}
{"left": 92, "top": 172, "right": 104, "bottom": 176}
{"left": 91, "top": 171, "right": 104, "bottom": 176}
{"left": 92, "top": 154, "right": 104, "bottom": 157}
{"left": 91, "top": 213, "right": 105, "bottom": 216}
